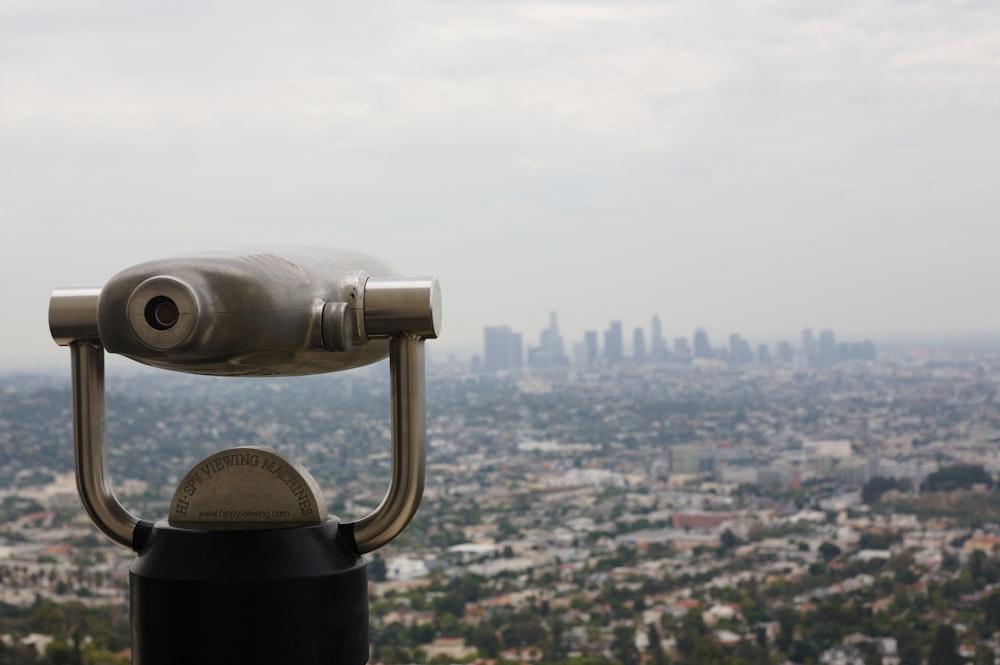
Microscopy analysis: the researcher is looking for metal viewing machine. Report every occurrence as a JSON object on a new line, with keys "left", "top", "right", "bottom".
{"left": 48, "top": 249, "right": 441, "bottom": 665}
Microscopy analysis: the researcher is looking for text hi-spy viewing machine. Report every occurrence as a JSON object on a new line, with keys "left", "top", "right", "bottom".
{"left": 48, "top": 249, "right": 441, "bottom": 664}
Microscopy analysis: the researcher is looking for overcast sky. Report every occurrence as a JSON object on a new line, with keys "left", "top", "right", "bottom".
{"left": 2, "top": 1, "right": 999, "bottom": 370}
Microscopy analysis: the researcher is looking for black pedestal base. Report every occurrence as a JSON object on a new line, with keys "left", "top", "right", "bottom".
{"left": 130, "top": 520, "right": 368, "bottom": 665}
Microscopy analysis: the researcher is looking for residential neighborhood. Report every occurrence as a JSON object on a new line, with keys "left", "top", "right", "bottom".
{"left": 1, "top": 343, "right": 999, "bottom": 664}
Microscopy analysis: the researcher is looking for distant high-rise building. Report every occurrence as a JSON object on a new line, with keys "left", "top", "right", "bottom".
{"left": 693, "top": 328, "right": 711, "bottom": 359}
{"left": 529, "top": 311, "right": 568, "bottom": 368}
{"left": 673, "top": 337, "right": 691, "bottom": 363}
{"left": 633, "top": 327, "right": 647, "bottom": 363}
{"left": 544, "top": 312, "right": 565, "bottom": 357}
{"left": 776, "top": 341, "right": 794, "bottom": 363}
{"left": 584, "top": 331, "right": 599, "bottom": 367}
{"left": 483, "top": 326, "right": 523, "bottom": 372}
{"left": 836, "top": 343, "right": 849, "bottom": 363}
{"left": 801, "top": 328, "right": 817, "bottom": 366}
{"left": 818, "top": 329, "right": 835, "bottom": 367}
{"left": 670, "top": 444, "right": 701, "bottom": 474}
{"left": 605, "top": 321, "right": 624, "bottom": 364}
{"left": 729, "top": 333, "right": 753, "bottom": 365}
{"left": 757, "top": 344, "right": 771, "bottom": 364}
{"left": 650, "top": 315, "right": 667, "bottom": 360}
{"left": 838, "top": 340, "right": 877, "bottom": 362}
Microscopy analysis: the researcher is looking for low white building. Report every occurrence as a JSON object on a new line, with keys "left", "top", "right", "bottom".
{"left": 386, "top": 555, "right": 430, "bottom": 580}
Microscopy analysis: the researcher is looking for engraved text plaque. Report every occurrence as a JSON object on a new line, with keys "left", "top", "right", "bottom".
{"left": 169, "top": 446, "right": 328, "bottom": 529}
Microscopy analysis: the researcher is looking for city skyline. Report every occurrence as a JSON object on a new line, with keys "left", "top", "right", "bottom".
{"left": 482, "top": 311, "right": 877, "bottom": 370}
{"left": 2, "top": 2, "right": 1000, "bottom": 369}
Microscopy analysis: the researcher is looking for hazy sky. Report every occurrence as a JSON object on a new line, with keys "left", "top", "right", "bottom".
{"left": 2, "top": 1, "right": 999, "bottom": 370}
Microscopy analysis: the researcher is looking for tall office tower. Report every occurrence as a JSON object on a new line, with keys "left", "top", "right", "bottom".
{"left": 633, "top": 327, "right": 647, "bottom": 363}
{"left": 533, "top": 311, "right": 567, "bottom": 367}
{"left": 584, "top": 330, "right": 599, "bottom": 367}
{"left": 757, "top": 344, "right": 772, "bottom": 365}
{"left": 483, "top": 326, "right": 523, "bottom": 372}
{"left": 673, "top": 337, "right": 691, "bottom": 363}
{"left": 818, "top": 328, "right": 835, "bottom": 367}
{"left": 544, "top": 312, "right": 565, "bottom": 357}
{"left": 604, "top": 321, "right": 624, "bottom": 364}
{"left": 801, "top": 328, "right": 817, "bottom": 366}
{"left": 776, "top": 340, "right": 794, "bottom": 363}
{"left": 512, "top": 332, "right": 523, "bottom": 368}
{"left": 670, "top": 444, "right": 701, "bottom": 474}
{"left": 650, "top": 314, "right": 667, "bottom": 360}
{"left": 842, "top": 340, "right": 876, "bottom": 362}
{"left": 729, "top": 333, "right": 753, "bottom": 365}
{"left": 693, "top": 328, "right": 711, "bottom": 359}
{"left": 836, "top": 343, "right": 850, "bottom": 362}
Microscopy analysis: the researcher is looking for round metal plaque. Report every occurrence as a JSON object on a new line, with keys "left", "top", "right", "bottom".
{"left": 169, "top": 446, "right": 328, "bottom": 530}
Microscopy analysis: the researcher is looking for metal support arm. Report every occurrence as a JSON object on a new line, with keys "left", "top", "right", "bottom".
{"left": 345, "top": 335, "right": 426, "bottom": 554}
{"left": 71, "top": 341, "right": 143, "bottom": 549}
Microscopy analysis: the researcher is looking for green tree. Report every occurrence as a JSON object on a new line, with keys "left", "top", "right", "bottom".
{"left": 981, "top": 589, "right": 1000, "bottom": 632}
{"left": 675, "top": 608, "right": 709, "bottom": 660}
{"left": 648, "top": 624, "right": 669, "bottom": 665}
{"left": 692, "top": 633, "right": 725, "bottom": 665}
{"left": 974, "top": 644, "right": 995, "bottom": 665}
{"left": 0, "top": 642, "right": 39, "bottom": 665}
{"left": 502, "top": 613, "right": 548, "bottom": 648}
{"left": 44, "top": 640, "right": 82, "bottom": 665}
{"left": 368, "top": 553, "right": 387, "bottom": 582}
{"left": 375, "top": 646, "right": 415, "bottom": 664}
{"left": 406, "top": 623, "right": 436, "bottom": 645}
{"left": 888, "top": 551, "right": 918, "bottom": 584}
{"left": 927, "top": 624, "right": 962, "bottom": 665}
{"left": 894, "top": 626, "right": 921, "bottom": 665}
{"left": 468, "top": 625, "right": 500, "bottom": 658}
{"left": 923, "top": 465, "right": 992, "bottom": 492}
{"left": 755, "top": 627, "right": 771, "bottom": 665}
{"left": 775, "top": 606, "right": 796, "bottom": 654}
{"left": 858, "top": 641, "right": 883, "bottom": 665}
{"left": 719, "top": 529, "right": 741, "bottom": 553}
{"left": 862, "top": 476, "right": 902, "bottom": 504}
{"left": 612, "top": 625, "right": 640, "bottom": 665}
{"left": 81, "top": 647, "right": 129, "bottom": 665}
{"left": 819, "top": 542, "right": 842, "bottom": 563}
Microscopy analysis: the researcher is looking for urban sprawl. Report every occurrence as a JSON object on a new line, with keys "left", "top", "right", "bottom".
{"left": 1, "top": 320, "right": 999, "bottom": 665}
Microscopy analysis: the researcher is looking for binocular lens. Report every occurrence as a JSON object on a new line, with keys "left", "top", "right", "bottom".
{"left": 145, "top": 296, "right": 179, "bottom": 331}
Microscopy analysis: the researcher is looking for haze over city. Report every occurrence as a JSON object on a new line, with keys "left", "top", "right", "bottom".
{"left": 2, "top": 1, "right": 999, "bottom": 369}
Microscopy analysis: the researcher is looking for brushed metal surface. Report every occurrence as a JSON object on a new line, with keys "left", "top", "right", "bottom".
{"left": 348, "top": 335, "right": 425, "bottom": 553}
{"left": 169, "top": 446, "right": 327, "bottom": 530}
{"left": 71, "top": 341, "right": 141, "bottom": 548}
{"left": 49, "top": 288, "right": 101, "bottom": 346}
{"left": 50, "top": 248, "right": 440, "bottom": 553}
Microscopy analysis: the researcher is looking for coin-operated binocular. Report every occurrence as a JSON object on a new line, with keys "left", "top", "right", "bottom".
{"left": 49, "top": 249, "right": 441, "bottom": 665}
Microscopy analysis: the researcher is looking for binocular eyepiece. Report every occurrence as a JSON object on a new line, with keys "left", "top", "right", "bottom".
{"left": 50, "top": 249, "right": 441, "bottom": 376}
